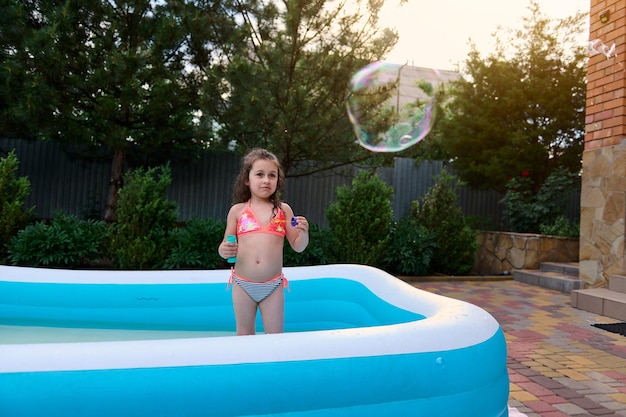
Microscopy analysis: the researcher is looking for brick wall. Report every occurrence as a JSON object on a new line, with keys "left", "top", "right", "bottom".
{"left": 585, "top": 0, "right": 626, "bottom": 150}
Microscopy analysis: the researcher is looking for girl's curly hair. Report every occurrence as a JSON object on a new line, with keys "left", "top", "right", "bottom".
{"left": 232, "top": 148, "right": 285, "bottom": 212}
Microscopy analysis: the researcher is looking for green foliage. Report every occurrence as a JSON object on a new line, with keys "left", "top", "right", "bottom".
{"left": 284, "top": 223, "right": 332, "bottom": 267}
{"left": 382, "top": 216, "right": 436, "bottom": 276}
{"left": 164, "top": 218, "right": 226, "bottom": 270}
{"left": 326, "top": 171, "right": 393, "bottom": 266}
{"left": 436, "top": 1, "right": 587, "bottom": 192}
{"left": 0, "top": 150, "right": 34, "bottom": 261}
{"left": 7, "top": 212, "right": 107, "bottom": 267}
{"left": 539, "top": 215, "right": 579, "bottom": 238}
{"left": 108, "top": 165, "right": 178, "bottom": 269}
{"left": 1, "top": 1, "right": 233, "bottom": 222}
{"left": 217, "top": 0, "right": 399, "bottom": 174}
{"left": 1, "top": 1, "right": 224, "bottom": 155}
{"left": 413, "top": 169, "right": 478, "bottom": 275}
{"left": 502, "top": 167, "right": 579, "bottom": 233}
{"left": 2, "top": 0, "right": 403, "bottom": 195}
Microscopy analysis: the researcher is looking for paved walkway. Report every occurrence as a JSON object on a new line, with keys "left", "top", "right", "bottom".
{"left": 412, "top": 279, "right": 626, "bottom": 417}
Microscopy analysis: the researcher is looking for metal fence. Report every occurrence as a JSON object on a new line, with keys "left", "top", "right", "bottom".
{"left": 1, "top": 138, "right": 579, "bottom": 229}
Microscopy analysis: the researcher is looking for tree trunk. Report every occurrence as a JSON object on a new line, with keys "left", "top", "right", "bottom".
{"left": 103, "top": 149, "right": 126, "bottom": 223}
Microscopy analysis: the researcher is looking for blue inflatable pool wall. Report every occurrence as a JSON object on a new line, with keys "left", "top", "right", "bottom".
{"left": 0, "top": 264, "right": 509, "bottom": 417}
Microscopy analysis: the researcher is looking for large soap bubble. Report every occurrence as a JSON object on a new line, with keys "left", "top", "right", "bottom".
{"left": 346, "top": 62, "right": 437, "bottom": 152}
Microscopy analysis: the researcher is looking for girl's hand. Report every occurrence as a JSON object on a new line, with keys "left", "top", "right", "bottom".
{"left": 219, "top": 239, "right": 238, "bottom": 260}
{"left": 291, "top": 216, "right": 309, "bottom": 233}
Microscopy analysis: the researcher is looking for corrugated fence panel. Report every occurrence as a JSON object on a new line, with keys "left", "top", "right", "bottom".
{"left": 1, "top": 138, "right": 110, "bottom": 219}
{"left": 284, "top": 170, "right": 355, "bottom": 227}
{"left": 390, "top": 158, "right": 443, "bottom": 219}
{"left": 0, "top": 138, "right": 580, "bottom": 230}
{"left": 168, "top": 152, "right": 240, "bottom": 221}
{"left": 390, "top": 158, "right": 506, "bottom": 228}
{"left": 458, "top": 187, "right": 504, "bottom": 229}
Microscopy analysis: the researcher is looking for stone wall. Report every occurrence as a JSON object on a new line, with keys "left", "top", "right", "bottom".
{"left": 473, "top": 232, "right": 579, "bottom": 275}
{"left": 579, "top": 145, "right": 626, "bottom": 287}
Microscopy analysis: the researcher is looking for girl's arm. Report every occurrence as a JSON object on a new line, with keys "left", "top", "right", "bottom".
{"left": 284, "top": 203, "right": 309, "bottom": 253}
{"left": 218, "top": 205, "right": 239, "bottom": 260}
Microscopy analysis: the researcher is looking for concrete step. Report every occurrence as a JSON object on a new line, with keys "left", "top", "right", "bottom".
{"left": 540, "top": 261, "right": 579, "bottom": 276}
{"left": 609, "top": 275, "right": 626, "bottom": 293}
{"left": 571, "top": 287, "right": 626, "bottom": 321}
{"left": 513, "top": 269, "right": 584, "bottom": 294}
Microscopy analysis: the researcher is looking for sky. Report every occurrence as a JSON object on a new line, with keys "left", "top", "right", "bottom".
{"left": 380, "top": 0, "right": 590, "bottom": 70}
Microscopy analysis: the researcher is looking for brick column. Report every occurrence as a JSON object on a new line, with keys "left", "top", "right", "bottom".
{"left": 580, "top": 0, "right": 626, "bottom": 287}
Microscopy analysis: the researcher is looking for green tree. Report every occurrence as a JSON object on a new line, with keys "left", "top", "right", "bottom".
{"left": 218, "top": 0, "right": 400, "bottom": 175}
{"left": 436, "top": 0, "right": 587, "bottom": 192}
{"left": 413, "top": 169, "right": 477, "bottom": 275}
{"left": 108, "top": 164, "right": 178, "bottom": 269}
{"left": 502, "top": 166, "right": 580, "bottom": 233}
{"left": 0, "top": 150, "right": 34, "bottom": 261}
{"left": 326, "top": 170, "right": 393, "bottom": 266}
{"left": 0, "top": 0, "right": 234, "bottom": 221}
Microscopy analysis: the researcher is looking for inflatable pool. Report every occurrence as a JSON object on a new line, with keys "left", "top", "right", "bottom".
{"left": 0, "top": 264, "right": 509, "bottom": 417}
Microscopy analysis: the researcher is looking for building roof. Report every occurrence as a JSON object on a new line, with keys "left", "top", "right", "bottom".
{"left": 396, "top": 65, "right": 460, "bottom": 108}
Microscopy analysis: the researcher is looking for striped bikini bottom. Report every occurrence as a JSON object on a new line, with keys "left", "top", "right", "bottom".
{"left": 228, "top": 268, "right": 289, "bottom": 303}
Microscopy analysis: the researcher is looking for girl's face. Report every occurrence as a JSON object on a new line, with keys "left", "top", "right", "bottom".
{"left": 246, "top": 158, "right": 279, "bottom": 199}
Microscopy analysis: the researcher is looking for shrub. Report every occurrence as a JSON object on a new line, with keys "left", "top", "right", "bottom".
{"left": 382, "top": 216, "right": 436, "bottom": 276}
{"left": 539, "top": 215, "right": 580, "bottom": 237}
{"left": 108, "top": 165, "right": 178, "bottom": 269}
{"left": 413, "top": 169, "right": 478, "bottom": 275}
{"left": 164, "top": 217, "right": 226, "bottom": 269}
{"left": 326, "top": 171, "right": 393, "bottom": 266}
{"left": 0, "top": 150, "right": 35, "bottom": 262}
{"left": 284, "top": 223, "right": 331, "bottom": 267}
{"left": 502, "top": 167, "right": 579, "bottom": 233}
{"left": 7, "top": 212, "right": 107, "bottom": 267}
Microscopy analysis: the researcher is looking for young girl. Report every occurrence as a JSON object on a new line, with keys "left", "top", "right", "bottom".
{"left": 218, "top": 148, "right": 309, "bottom": 335}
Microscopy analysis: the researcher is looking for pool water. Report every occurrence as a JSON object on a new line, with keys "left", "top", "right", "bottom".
{"left": 0, "top": 324, "right": 234, "bottom": 344}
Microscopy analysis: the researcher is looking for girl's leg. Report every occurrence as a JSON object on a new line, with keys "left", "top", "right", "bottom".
{"left": 232, "top": 284, "right": 258, "bottom": 335}
{"left": 259, "top": 286, "right": 284, "bottom": 334}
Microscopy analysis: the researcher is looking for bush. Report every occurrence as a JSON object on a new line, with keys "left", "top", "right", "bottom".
{"left": 0, "top": 150, "right": 34, "bottom": 262}
{"left": 413, "top": 169, "right": 478, "bottom": 275}
{"left": 164, "top": 217, "right": 226, "bottom": 269}
{"left": 502, "top": 167, "right": 579, "bottom": 233}
{"left": 284, "top": 223, "right": 332, "bottom": 267}
{"left": 7, "top": 212, "right": 107, "bottom": 267}
{"left": 382, "top": 216, "right": 436, "bottom": 276}
{"left": 108, "top": 165, "right": 178, "bottom": 269}
{"left": 326, "top": 171, "right": 393, "bottom": 266}
{"left": 539, "top": 215, "right": 579, "bottom": 237}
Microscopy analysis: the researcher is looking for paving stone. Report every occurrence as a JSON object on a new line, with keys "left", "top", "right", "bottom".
{"left": 569, "top": 396, "right": 607, "bottom": 411}
{"left": 511, "top": 390, "right": 539, "bottom": 403}
{"left": 588, "top": 408, "right": 620, "bottom": 415}
{"left": 525, "top": 400, "right": 558, "bottom": 413}
{"left": 510, "top": 372, "right": 531, "bottom": 383}
{"left": 555, "top": 377, "right": 593, "bottom": 391}
{"left": 586, "top": 393, "right": 612, "bottom": 403}
{"left": 609, "top": 392, "right": 626, "bottom": 403}
{"left": 553, "top": 402, "right": 589, "bottom": 415}
{"left": 518, "top": 381, "right": 557, "bottom": 397}
{"left": 413, "top": 280, "right": 626, "bottom": 417}
{"left": 583, "top": 380, "right": 619, "bottom": 394}
{"left": 602, "top": 400, "right": 626, "bottom": 411}
{"left": 587, "top": 371, "right": 619, "bottom": 383}
{"left": 560, "top": 368, "right": 593, "bottom": 380}
{"left": 530, "top": 375, "right": 566, "bottom": 390}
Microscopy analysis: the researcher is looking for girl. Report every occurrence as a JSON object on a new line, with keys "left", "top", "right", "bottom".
{"left": 218, "top": 148, "right": 309, "bottom": 335}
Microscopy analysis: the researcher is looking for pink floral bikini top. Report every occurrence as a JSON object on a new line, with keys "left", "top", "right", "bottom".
{"left": 237, "top": 201, "right": 287, "bottom": 238}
